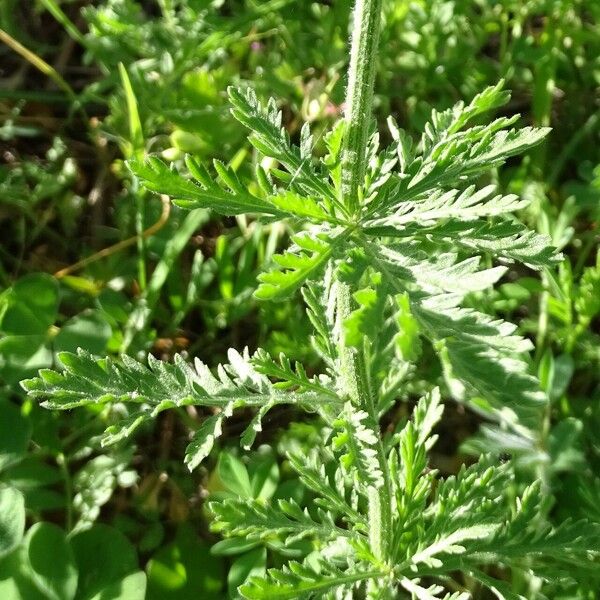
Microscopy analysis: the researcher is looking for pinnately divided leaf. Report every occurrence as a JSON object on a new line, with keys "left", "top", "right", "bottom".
{"left": 238, "top": 560, "right": 383, "bottom": 600}
{"left": 22, "top": 58, "right": 600, "bottom": 600}
{"left": 401, "top": 577, "right": 469, "bottom": 600}
{"left": 413, "top": 304, "right": 545, "bottom": 424}
{"left": 269, "top": 190, "right": 341, "bottom": 225}
{"left": 185, "top": 404, "right": 234, "bottom": 471}
{"left": 411, "top": 523, "right": 501, "bottom": 568}
{"left": 255, "top": 230, "right": 347, "bottom": 300}
{"left": 21, "top": 348, "right": 330, "bottom": 469}
{"left": 366, "top": 185, "right": 529, "bottom": 226}
{"left": 374, "top": 245, "right": 507, "bottom": 296}
{"left": 407, "top": 125, "right": 551, "bottom": 195}
{"left": 210, "top": 496, "right": 349, "bottom": 546}
{"left": 333, "top": 403, "right": 384, "bottom": 490}
{"left": 129, "top": 155, "right": 283, "bottom": 217}
{"left": 228, "top": 87, "right": 336, "bottom": 204}
{"left": 424, "top": 220, "right": 560, "bottom": 269}
{"left": 422, "top": 80, "right": 512, "bottom": 148}
{"left": 287, "top": 453, "right": 365, "bottom": 527}
{"left": 251, "top": 349, "right": 338, "bottom": 398}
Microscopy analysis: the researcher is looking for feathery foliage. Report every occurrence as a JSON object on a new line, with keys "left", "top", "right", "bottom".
{"left": 20, "top": 0, "right": 600, "bottom": 597}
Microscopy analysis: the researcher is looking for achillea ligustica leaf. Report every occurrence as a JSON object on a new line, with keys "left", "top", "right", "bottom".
{"left": 22, "top": 44, "right": 600, "bottom": 600}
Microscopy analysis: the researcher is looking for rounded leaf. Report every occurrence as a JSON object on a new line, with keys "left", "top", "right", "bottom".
{"left": 54, "top": 310, "right": 112, "bottom": 355}
{"left": 218, "top": 453, "right": 252, "bottom": 498}
{"left": 69, "top": 524, "right": 138, "bottom": 599}
{"left": 88, "top": 571, "right": 146, "bottom": 600}
{"left": 26, "top": 522, "right": 78, "bottom": 600}
{"left": 0, "top": 486, "right": 25, "bottom": 558}
{"left": 146, "top": 525, "right": 224, "bottom": 599}
{"left": 0, "top": 273, "right": 59, "bottom": 336}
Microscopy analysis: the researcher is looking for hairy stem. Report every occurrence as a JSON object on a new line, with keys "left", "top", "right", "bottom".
{"left": 341, "top": 0, "right": 383, "bottom": 215}
{"left": 337, "top": 0, "right": 390, "bottom": 571}
{"left": 335, "top": 282, "right": 392, "bottom": 566}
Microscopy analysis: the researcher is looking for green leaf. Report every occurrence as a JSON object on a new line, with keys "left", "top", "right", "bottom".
{"left": 367, "top": 185, "right": 529, "bottom": 228}
{"left": 422, "top": 81, "right": 511, "bottom": 148}
{"left": 575, "top": 250, "right": 600, "bottom": 325}
{"left": 368, "top": 243, "right": 507, "bottom": 297}
{"left": 146, "top": 525, "right": 224, "bottom": 600}
{"left": 211, "top": 537, "right": 260, "bottom": 557}
{"left": 415, "top": 302, "right": 534, "bottom": 355}
{"left": 403, "top": 303, "right": 545, "bottom": 424}
{"left": 255, "top": 230, "right": 345, "bottom": 301}
{"left": 210, "top": 497, "right": 348, "bottom": 545}
{"left": 70, "top": 452, "right": 133, "bottom": 526}
{"left": 322, "top": 119, "right": 345, "bottom": 190}
{"left": 227, "top": 87, "right": 335, "bottom": 204}
{"left": 252, "top": 349, "right": 337, "bottom": 398}
{"left": 0, "top": 547, "right": 47, "bottom": 600}
{"left": 435, "top": 335, "right": 544, "bottom": 424}
{"left": 0, "top": 486, "right": 25, "bottom": 559}
{"left": 22, "top": 349, "right": 323, "bottom": 461}
{"left": 287, "top": 454, "right": 365, "bottom": 527}
{"left": 25, "top": 523, "right": 78, "bottom": 600}
{"left": 408, "top": 126, "right": 551, "bottom": 195}
{"left": 228, "top": 547, "right": 266, "bottom": 598}
{"left": 395, "top": 420, "right": 428, "bottom": 501}
{"left": 301, "top": 280, "right": 338, "bottom": 363}
{"left": 185, "top": 405, "right": 234, "bottom": 471}
{"left": 394, "top": 293, "right": 421, "bottom": 362}
{"left": 343, "top": 273, "right": 388, "bottom": 347}
{"left": 333, "top": 403, "right": 384, "bottom": 490}
{"left": 401, "top": 578, "right": 469, "bottom": 600}
{"left": 0, "top": 336, "right": 53, "bottom": 385}
{"left": 250, "top": 454, "right": 279, "bottom": 501}
{"left": 129, "top": 156, "right": 282, "bottom": 216}
{"left": 118, "top": 62, "right": 144, "bottom": 158}
{"left": 88, "top": 572, "right": 147, "bottom": 600}
{"left": 239, "top": 561, "right": 383, "bottom": 600}
{"left": 269, "top": 191, "right": 339, "bottom": 224}
{"left": 218, "top": 453, "right": 253, "bottom": 498}
{"left": 54, "top": 310, "right": 112, "bottom": 355}
{"left": 465, "top": 568, "right": 526, "bottom": 600}
{"left": 411, "top": 523, "right": 500, "bottom": 568}
{"left": 2, "top": 458, "right": 62, "bottom": 490}
{"left": 240, "top": 400, "right": 284, "bottom": 451}
{"left": 412, "top": 387, "right": 444, "bottom": 449}
{"left": 488, "top": 482, "right": 600, "bottom": 563}
{"left": 0, "top": 273, "right": 59, "bottom": 336}
{"left": 417, "top": 220, "right": 560, "bottom": 269}
{"left": 427, "top": 456, "right": 512, "bottom": 528}
{"left": 69, "top": 524, "right": 139, "bottom": 600}
{"left": 387, "top": 116, "right": 414, "bottom": 173}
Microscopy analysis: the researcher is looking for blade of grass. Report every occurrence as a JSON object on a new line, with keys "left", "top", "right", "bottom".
{"left": 0, "top": 27, "right": 76, "bottom": 101}
{"left": 120, "top": 208, "right": 210, "bottom": 352}
{"left": 38, "top": 0, "right": 87, "bottom": 48}
{"left": 118, "top": 63, "right": 147, "bottom": 290}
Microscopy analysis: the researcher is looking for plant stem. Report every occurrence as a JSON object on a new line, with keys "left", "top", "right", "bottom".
{"left": 0, "top": 28, "right": 77, "bottom": 103}
{"left": 336, "top": 282, "right": 392, "bottom": 564}
{"left": 337, "top": 0, "right": 391, "bottom": 571}
{"left": 341, "top": 0, "right": 383, "bottom": 215}
{"left": 57, "top": 453, "right": 73, "bottom": 531}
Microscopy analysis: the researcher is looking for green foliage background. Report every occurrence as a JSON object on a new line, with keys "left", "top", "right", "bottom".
{"left": 1, "top": 0, "right": 599, "bottom": 598}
